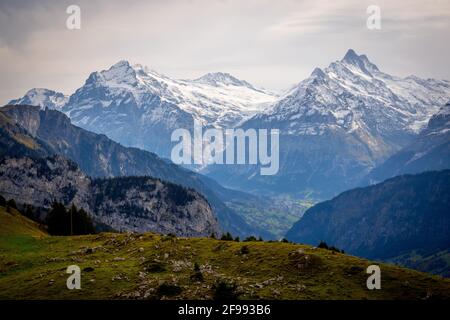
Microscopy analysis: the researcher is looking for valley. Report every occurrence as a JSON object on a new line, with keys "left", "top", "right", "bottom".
{"left": 2, "top": 0, "right": 450, "bottom": 307}
{"left": 2, "top": 49, "right": 450, "bottom": 287}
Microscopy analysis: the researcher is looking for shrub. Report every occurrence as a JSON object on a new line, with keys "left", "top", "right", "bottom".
{"left": 318, "top": 241, "right": 329, "bottom": 249}
{"left": 318, "top": 241, "right": 344, "bottom": 253}
{"left": 156, "top": 283, "right": 182, "bottom": 297}
{"left": 346, "top": 265, "right": 364, "bottom": 275}
{"left": 213, "top": 280, "right": 239, "bottom": 301}
{"left": 190, "top": 262, "right": 204, "bottom": 282}
{"left": 144, "top": 261, "right": 167, "bottom": 273}
{"left": 244, "top": 236, "right": 257, "bottom": 242}
{"left": 240, "top": 245, "right": 250, "bottom": 255}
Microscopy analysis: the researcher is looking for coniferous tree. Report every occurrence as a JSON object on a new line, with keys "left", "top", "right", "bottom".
{"left": 74, "top": 207, "right": 95, "bottom": 235}
{"left": 46, "top": 202, "right": 95, "bottom": 235}
{"left": 47, "top": 201, "right": 69, "bottom": 235}
{"left": 24, "top": 205, "right": 35, "bottom": 221}
{"left": 6, "top": 199, "right": 17, "bottom": 210}
{"left": 0, "top": 195, "right": 6, "bottom": 207}
{"left": 220, "top": 232, "right": 233, "bottom": 241}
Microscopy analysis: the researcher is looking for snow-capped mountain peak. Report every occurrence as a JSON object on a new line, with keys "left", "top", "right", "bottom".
{"left": 194, "top": 72, "right": 253, "bottom": 88}
{"left": 260, "top": 49, "right": 450, "bottom": 137}
{"left": 218, "top": 50, "right": 450, "bottom": 197}
{"left": 340, "top": 49, "right": 379, "bottom": 76}
{"left": 310, "top": 67, "right": 326, "bottom": 78}
{"left": 341, "top": 49, "right": 361, "bottom": 64}
{"left": 8, "top": 88, "right": 68, "bottom": 110}
{"left": 8, "top": 60, "right": 277, "bottom": 157}
{"left": 63, "top": 61, "right": 278, "bottom": 131}
{"left": 86, "top": 60, "right": 139, "bottom": 88}
{"left": 8, "top": 50, "right": 449, "bottom": 167}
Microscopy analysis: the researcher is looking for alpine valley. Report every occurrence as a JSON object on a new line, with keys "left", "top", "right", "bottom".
{"left": 3, "top": 49, "right": 450, "bottom": 283}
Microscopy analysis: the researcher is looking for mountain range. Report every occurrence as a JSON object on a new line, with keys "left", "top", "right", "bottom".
{"left": 203, "top": 49, "right": 450, "bottom": 197}
{"left": 0, "top": 105, "right": 273, "bottom": 238}
{"left": 63, "top": 61, "right": 275, "bottom": 158}
{"left": 10, "top": 49, "right": 450, "bottom": 199}
{"left": 3, "top": 49, "right": 450, "bottom": 278}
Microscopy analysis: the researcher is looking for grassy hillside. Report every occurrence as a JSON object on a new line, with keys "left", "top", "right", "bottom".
{"left": 1, "top": 205, "right": 450, "bottom": 300}
{"left": 0, "top": 206, "right": 47, "bottom": 238}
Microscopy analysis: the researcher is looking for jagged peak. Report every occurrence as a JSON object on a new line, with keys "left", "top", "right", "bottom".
{"left": 342, "top": 49, "right": 360, "bottom": 63}
{"left": 110, "top": 59, "right": 132, "bottom": 69}
{"left": 311, "top": 67, "right": 326, "bottom": 78}
{"left": 194, "top": 72, "right": 252, "bottom": 87}
{"left": 24, "top": 88, "right": 60, "bottom": 95}
{"left": 88, "top": 60, "right": 139, "bottom": 85}
{"left": 7, "top": 88, "right": 68, "bottom": 109}
{"left": 341, "top": 49, "right": 379, "bottom": 73}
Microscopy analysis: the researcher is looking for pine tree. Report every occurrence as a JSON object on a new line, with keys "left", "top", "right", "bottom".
{"left": 6, "top": 199, "right": 17, "bottom": 210}
{"left": 220, "top": 232, "right": 233, "bottom": 241}
{"left": 0, "top": 195, "right": 6, "bottom": 207}
{"left": 46, "top": 202, "right": 95, "bottom": 235}
{"left": 47, "top": 201, "right": 69, "bottom": 235}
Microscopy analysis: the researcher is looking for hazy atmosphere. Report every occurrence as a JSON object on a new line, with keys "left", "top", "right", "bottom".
{"left": 1, "top": 0, "right": 449, "bottom": 103}
{"left": 1, "top": 0, "right": 450, "bottom": 304}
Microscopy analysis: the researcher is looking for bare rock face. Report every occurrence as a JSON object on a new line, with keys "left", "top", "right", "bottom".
{"left": 0, "top": 156, "right": 91, "bottom": 209}
{"left": 90, "top": 177, "right": 220, "bottom": 236}
{"left": 0, "top": 155, "right": 220, "bottom": 237}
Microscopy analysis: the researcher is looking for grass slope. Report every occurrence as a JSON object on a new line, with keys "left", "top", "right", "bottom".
{"left": 0, "top": 206, "right": 47, "bottom": 238}
{"left": 0, "top": 206, "right": 450, "bottom": 300}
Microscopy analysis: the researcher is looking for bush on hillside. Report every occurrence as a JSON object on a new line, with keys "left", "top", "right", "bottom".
{"left": 213, "top": 280, "right": 239, "bottom": 301}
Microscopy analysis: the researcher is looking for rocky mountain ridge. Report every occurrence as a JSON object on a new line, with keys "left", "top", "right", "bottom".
{"left": 0, "top": 155, "right": 220, "bottom": 236}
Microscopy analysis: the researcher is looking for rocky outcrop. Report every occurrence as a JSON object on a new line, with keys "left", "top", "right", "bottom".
{"left": 0, "top": 155, "right": 220, "bottom": 237}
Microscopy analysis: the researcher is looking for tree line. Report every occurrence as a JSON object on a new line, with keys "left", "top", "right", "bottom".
{"left": 0, "top": 195, "right": 95, "bottom": 236}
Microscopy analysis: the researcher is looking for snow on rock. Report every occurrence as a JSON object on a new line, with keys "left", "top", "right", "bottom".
{"left": 255, "top": 49, "right": 450, "bottom": 136}
{"left": 8, "top": 88, "right": 68, "bottom": 110}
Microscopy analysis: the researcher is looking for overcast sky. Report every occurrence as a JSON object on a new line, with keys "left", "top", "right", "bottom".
{"left": 1, "top": 0, "right": 449, "bottom": 103}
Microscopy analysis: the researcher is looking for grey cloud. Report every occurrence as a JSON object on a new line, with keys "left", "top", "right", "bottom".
{"left": 0, "top": 0, "right": 449, "bottom": 103}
